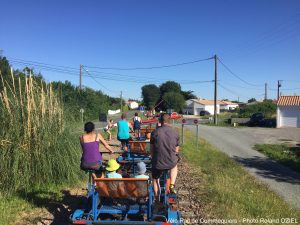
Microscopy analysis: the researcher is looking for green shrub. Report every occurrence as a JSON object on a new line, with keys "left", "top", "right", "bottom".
{"left": 238, "top": 100, "right": 276, "bottom": 118}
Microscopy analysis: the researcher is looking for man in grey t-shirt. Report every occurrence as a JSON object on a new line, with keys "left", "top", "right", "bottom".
{"left": 150, "top": 113, "right": 179, "bottom": 199}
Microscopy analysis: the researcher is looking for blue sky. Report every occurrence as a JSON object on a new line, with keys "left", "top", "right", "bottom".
{"left": 1, "top": 0, "right": 300, "bottom": 102}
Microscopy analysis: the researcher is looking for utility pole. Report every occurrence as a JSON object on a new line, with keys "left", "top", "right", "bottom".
{"left": 277, "top": 80, "right": 282, "bottom": 101}
{"left": 214, "top": 54, "right": 218, "bottom": 125}
{"left": 264, "top": 83, "right": 267, "bottom": 100}
{"left": 79, "top": 64, "right": 82, "bottom": 91}
{"left": 120, "top": 91, "right": 123, "bottom": 112}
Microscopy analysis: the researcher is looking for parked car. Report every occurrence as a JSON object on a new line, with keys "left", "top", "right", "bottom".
{"left": 200, "top": 110, "right": 211, "bottom": 116}
{"left": 248, "top": 113, "right": 265, "bottom": 127}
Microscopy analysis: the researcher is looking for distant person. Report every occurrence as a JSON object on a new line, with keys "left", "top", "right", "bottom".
{"left": 80, "top": 122, "right": 114, "bottom": 170}
{"left": 117, "top": 113, "right": 133, "bottom": 151}
{"left": 134, "top": 162, "right": 149, "bottom": 179}
{"left": 133, "top": 112, "right": 142, "bottom": 139}
{"left": 150, "top": 113, "right": 180, "bottom": 199}
{"left": 104, "top": 119, "right": 114, "bottom": 141}
{"left": 105, "top": 159, "right": 122, "bottom": 178}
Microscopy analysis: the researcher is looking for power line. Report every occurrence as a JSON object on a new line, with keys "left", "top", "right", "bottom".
{"left": 85, "top": 57, "right": 214, "bottom": 70}
{"left": 219, "top": 80, "right": 263, "bottom": 90}
{"left": 217, "top": 57, "right": 264, "bottom": 87}
{"left": 9, "top": 58, "right": 215, "bottom": 85}
{"left": 218, "top": 83, "right": 244, "bottom": 98}
{"left": 82, "top": 66, "right": 119, "bottom": 94}
{"left": 9, "top": 58, "right": 78, "bottom": 71}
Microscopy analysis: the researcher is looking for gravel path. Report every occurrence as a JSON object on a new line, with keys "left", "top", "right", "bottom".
{"left": 183, "top": 125, "right": 300, "bottom": 210}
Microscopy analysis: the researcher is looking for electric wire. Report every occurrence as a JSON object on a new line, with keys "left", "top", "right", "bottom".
{"left": 218, "top": 57, "right": 265, "bottom": 87}
{"left": 9, "top": 58, "right": 215, "bottom": 85}
{"left": 85, "top": 57, "right": 214, "bottom": 70}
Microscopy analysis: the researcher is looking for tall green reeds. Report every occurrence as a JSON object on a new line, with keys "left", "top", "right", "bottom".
{"left": 0, "top": 72, "right": 83, "bottom": 193}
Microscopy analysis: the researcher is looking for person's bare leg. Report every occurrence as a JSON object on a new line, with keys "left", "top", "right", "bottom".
{"left": 170, "top": 165, "right": 178, "bottom": 185}
{"left": 153, "top": 178, "right": 160, "bottom": 202}
{"left": 108, "top": 131, "right": 111, "bottom": 141}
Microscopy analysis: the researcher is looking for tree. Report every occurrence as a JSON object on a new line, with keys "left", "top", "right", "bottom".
{"left": 141, "top": 84, "right": 160, "bottom": 109}
{"left": 159, "top": 81, "right": 181, "bottom": 97}
{"left": 181, "top": 90, "right": 197, "bottom": 100}
{"left": 247, "top": 98, "right": 256, "bottom": 103}
{"left": 162, "top": 91, "right": 186, "bottom": 112}
{"left": 0, "top": 56, "right": 10, "bottom": 77}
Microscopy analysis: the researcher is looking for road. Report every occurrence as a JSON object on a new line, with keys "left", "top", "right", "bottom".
{"left": 184, "top": 125, "right": 300, "bottom": 210}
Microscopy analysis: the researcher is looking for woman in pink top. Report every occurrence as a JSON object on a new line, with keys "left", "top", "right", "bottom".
{"left": 80, "top": 122, "right": 114, "bottom": 170}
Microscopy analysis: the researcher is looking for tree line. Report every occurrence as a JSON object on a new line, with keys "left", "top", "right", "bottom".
{"left": 141, "top": 81, "right": 196, "bottom": 113}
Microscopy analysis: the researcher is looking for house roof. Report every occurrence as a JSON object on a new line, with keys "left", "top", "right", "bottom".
{"left": 277, "top": 96, "right": 300, "bottom": 106}
{"left": 191, "top": 99, "right": 222, "bottom": 105}
{"left": 220, "top": 100, "right": 239, "bottom": 106}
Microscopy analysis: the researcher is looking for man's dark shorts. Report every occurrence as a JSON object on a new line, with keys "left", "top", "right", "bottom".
{"left": 118, "top": 138, "right": 129, "bottom": 148}
{"left": 152, "top": 167, "right": 172, "bottom": 179}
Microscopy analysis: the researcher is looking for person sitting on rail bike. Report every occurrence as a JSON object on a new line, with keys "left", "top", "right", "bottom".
{"left": 117, "top": 113, "right": 133, "bottom": 151}
{"left": 105, "top": 159, "right": 122, "bottom": 178}
{"left": 132, "top": 112, "right": 142, "bottom": 139}
{"left": 134, "top": 162, "right": 149, "bottom": 179}
{"left": 150, "top": 113, "right": 180, "bottom": 200}
{"left": 80, "top": 122, "right": 114, "bottom": 171}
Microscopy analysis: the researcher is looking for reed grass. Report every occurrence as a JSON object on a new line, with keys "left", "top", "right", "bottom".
{"left": 0, "top": 72, "right": 83, "bottom": 194}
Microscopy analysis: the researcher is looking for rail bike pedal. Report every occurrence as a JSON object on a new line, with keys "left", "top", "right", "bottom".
{"left": 168, "top": 193, "right": 179, "bottom": 211}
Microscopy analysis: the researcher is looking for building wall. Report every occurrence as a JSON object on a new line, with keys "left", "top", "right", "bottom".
{"left": 220, "top": 104, "right": 238, "bottom": 110}
{"left": 204, "top": 105, "right": 220, "bottom": 115}
{"left": 129, "top": 102, "right": 139, "bottom": 109}
{"left": 184, "top": 100, "right": 220, "bottom": 115}
{"left": 277, "top": 106, "right": 300, "bottom": 128}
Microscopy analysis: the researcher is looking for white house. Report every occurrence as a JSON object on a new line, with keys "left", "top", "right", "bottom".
{"left": 277, "top": 96, "right": 300, "bottom": 128}
{"left": 220, "top": 101, "right": 239, "bottom": 111}
{"left": 185, "top": 99, "right": 220, "bottom": 115}
{"left": 128, "top": 101, "right": 139, "bottom": 110}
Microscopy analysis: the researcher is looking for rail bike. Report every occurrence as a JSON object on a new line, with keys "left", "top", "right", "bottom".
{"left": 70, "top": 121, "right": 182, "bottom": 224}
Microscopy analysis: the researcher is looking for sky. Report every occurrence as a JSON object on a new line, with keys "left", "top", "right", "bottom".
{"left": 0, "top": 0, "right": 300, "bottom": 102}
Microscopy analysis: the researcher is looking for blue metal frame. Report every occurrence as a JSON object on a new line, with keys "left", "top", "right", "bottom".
{"left": 70, "top": 175, "right": 182, "bottom": 224}
{"left": 117, "top": 139, "right": 151, "bottom": 164}
{"left": 70, "top": 145, "right": 182, "bottom": 224}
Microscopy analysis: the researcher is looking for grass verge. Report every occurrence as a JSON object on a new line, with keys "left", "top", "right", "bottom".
{"left": 255, "top": 144, "right": 300, "bottom": 173}
{"left": 182, "top": 131, "right": 300, "bottom": 221}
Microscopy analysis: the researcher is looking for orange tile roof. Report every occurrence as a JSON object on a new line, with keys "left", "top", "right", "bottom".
{"left": 277, "top": 96, "right": 300, "bottom": 106}
{"left": 191, "top": 99, "right": 223, "bottom": 105}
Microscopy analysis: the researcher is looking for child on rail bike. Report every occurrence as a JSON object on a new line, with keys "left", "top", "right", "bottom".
{"left": 134, "top": 162, "right": 149, "bottom": 179}
{"left": 133, "top": 112, "right": 142, "bottom": 139}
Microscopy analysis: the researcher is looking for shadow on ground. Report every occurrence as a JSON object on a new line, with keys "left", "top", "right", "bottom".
{"left": 232, "top": 155, "right": 300, "bottom": 184}
{"left": 17, "top": 189, "right": 86, "bottom": 225}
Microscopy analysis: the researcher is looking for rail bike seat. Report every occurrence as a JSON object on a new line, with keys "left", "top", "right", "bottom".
{"left": 139, "top": 127, "right": 155, "bottom": 138}
{"left": 128, "top": 139, "right": 150, "bottom": 155}
{"left": 92, "top": 174, "right": 149, "bottom": 198}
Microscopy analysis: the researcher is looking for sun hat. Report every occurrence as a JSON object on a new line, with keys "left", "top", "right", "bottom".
{"left": 136, "top": 162, "right": 146, "bottom": 174}
{"left": 106, "top": 159, "right": 120, "bottom": 172}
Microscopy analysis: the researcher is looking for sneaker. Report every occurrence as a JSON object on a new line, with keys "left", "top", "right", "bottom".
{"left": 169, "top": 184, "right": 177, "bottom": 194}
